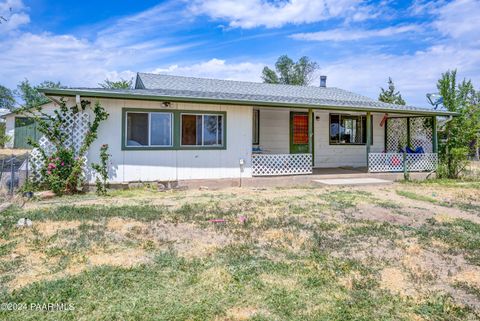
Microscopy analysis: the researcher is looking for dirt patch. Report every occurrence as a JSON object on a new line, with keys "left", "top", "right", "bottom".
{"left": 224, "top": 307, "right": 265, "bottom": 320}
{"left": 148, "top": 222, "right": 234, "bottom": 258}
{"left": 453, "top": 268, "right": 480, "bottom": 288}
{"left": 355, "top": 203, "right": 413, "bottom": 225}
{"left": 87, "top": 247, "right": 151, "bottom": 267}
{"left": 35, "top": 220, "right": 82, "bottom": 237}
{"left": 257, "top": 228, "right": 311, "bottom": 252}
{"left": 9, "top": 245, "right": 152, "bottom": 290}
{"left": 380, "top": 267, "right": 415, "bottom": 297}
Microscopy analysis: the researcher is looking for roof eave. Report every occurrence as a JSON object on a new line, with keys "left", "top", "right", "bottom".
{"left": 38, "top": 88, "right": 459, "bottom": 117}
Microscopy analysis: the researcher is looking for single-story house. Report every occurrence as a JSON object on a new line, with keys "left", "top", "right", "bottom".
{"left": 2, "top": 73, "right": 456, "bottom": 184}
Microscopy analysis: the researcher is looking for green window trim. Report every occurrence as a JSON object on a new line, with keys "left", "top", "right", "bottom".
{"left": 121, "top": 108, "right": 227, "bottom": 151}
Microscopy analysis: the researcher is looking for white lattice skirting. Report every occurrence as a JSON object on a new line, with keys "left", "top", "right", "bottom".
{"left": 368, "top": 153, "right": 438, "bottom": 173}
{"left": 252, "top": 153, "right": 312, "bottom": 176}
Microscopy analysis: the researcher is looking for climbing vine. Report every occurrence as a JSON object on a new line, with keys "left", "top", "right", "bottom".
{"left": 91, "top": 144, "right": 110, "bottom": 196}
{"left": 24, "top": 99, "right": 109, "bottom": 195}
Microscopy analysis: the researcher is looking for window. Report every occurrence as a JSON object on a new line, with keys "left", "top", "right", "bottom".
{"left": 181, "top": 113, "right": 224, "bottom": 146}
{"left": 126, "top": 112, "right": 172, "bottom": 147}
{"left": 252, "top": 109, "right": 260, "bottom": 145}
{"left": 329, "top": 114, "right": 372, "bottom": 145}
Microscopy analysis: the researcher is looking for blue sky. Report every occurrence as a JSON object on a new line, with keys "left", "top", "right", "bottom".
{"left": 1, "top": 0, "right": 479, "bottom": 106}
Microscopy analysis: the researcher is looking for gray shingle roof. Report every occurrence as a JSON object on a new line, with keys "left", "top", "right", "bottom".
{"left": 134, "top": 73, "right": 438, "bottom": 113}
{"left": 38, "top": 73, "right": 456, "bottom": 116}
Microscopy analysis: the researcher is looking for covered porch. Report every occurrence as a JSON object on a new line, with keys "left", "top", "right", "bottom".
{"left": 251, "top": 107, "right": 439, "bottom": 177}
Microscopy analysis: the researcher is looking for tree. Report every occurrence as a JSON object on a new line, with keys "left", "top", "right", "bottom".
{"left": 261, "top": 55, "right": 319, "bottom": 86}
{"left": 15, "top": 79, "right": 62, "bottom": 108}
{"left": 437, "top": 70, "right": 480, "bottom": 178}
{"left": 98, "top": 78, "right": 132, "bottom": 89}
{"left": 378, "top": 78, "right": 406, "bottom": 105}
{"left": 0, "top": 85, "right": 15, "bottom": 110}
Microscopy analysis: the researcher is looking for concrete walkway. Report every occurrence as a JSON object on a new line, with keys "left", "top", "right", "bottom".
{"left": 313, "top": 178, "right": 393, "bottom": 186}
{"left": 180, "top": 168, "right": 432, "bottom": 189}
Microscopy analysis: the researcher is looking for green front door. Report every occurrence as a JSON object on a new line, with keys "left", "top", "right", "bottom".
{"left": 290, "top": 112, "right": 309, "bottom": 154}
{"left": 14, "top": 117, "right": 40, "bottom": 149}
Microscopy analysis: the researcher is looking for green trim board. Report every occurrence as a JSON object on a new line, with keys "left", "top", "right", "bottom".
{"left": 39, "top": 88, "right": 458, "bottom": 117}
{"left": 252, "top": 109, "right": 260, "bottom": 145}
{"left": 121, "top": 108, "right": 227, "bottom": 151}
{"left": 366, "top": 112, "right": 372, "bottom": 167}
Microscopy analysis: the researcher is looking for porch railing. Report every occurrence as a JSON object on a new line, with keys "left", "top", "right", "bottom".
{"left": 368, "top": 153, "right": 438, "bottom": 173}
{"left": 252, "top": 153, "right": 312, "bottom": 176}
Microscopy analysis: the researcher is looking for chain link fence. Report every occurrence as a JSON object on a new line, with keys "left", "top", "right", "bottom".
{"left": 0, "top": 152, "right": 31, "bottom": 199}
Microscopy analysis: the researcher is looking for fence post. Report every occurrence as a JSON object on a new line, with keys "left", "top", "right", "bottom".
{"left": 403, "top": 152, "right": 409, "bottom": 180}
{"left": 10, "top": 156, "right": 15, "bottom": 196}
{"left": 26, "top": 154, "right": 29, "bottom": 187}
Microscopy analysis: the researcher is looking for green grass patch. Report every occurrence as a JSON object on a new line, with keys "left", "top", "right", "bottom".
{"left": 396, "top": 190, "right": 440, "bottom": 204}
{"left": 417, "top": 218, "right": 480, "bottom": 265}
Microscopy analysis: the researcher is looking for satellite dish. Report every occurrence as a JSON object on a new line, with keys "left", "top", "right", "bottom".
{"left": 426, "top": 93, "right": 443, "bottom": 109}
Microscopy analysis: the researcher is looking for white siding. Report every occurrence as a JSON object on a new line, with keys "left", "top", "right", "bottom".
{"left": 86, "top": 99, "right": 253, "bottom": 183}
{"left": 257, "top": 108, "right": 291, "bottom": 153}
{"left": 4, "top": 114, "right": 14, "bottom": 148}
{"left": 313, "top": 111, "right": 385, "bottom": 168}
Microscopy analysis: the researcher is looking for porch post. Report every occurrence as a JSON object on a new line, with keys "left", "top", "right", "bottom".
{"left": 432, "top": 116, "right": 438, "bottom": 153}
{"left": 366, "top": 112, "right": 372, "bottom": 168}
{"left": 308, "top": 108, "right": 314, "bottom": 166}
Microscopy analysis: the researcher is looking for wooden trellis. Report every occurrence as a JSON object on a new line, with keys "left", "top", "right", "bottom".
{"left": 386, "top": 117, "right": 433, "bottom": 152}
{"left": 30, "top": 112, "right": 90, "bottom": 180}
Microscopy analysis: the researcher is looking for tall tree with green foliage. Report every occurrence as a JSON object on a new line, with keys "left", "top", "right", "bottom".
{"left": 437, "top": 70, "right": 480, "bottom": 178}
{"left": 0, "top": 85, "right": 15, "bottom": 110}
{"left": 262, "top": 55, "right": 319, "bottom": 86}
{"left": 378, "top": 78, "right": 406, "bottom": 105}
{"left": 99, "top": 78, "right": 133, "bottom": 89}
{"left": 15, "top": 79, "right": 62, "bottom": 108}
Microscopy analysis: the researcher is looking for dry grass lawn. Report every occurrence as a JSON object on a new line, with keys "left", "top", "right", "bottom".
{"left": 0, "top": 179, "right": 480, "bottom": 320}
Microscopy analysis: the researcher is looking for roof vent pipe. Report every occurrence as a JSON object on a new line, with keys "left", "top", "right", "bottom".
{"left": 320, "top": 76, "right": 327, "bottom": 88}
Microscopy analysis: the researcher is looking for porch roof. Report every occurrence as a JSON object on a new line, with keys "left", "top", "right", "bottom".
{"left": 38, "top": 73, "right": 457, "bottom": 116}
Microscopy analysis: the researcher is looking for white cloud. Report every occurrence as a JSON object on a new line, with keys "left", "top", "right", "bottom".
{"left": 0, "top": 1, "right": 200, "bottom": 88}
{"left": 188, "top": 0, "right": 377, "bottom": 29}
{"left": 290, "top": 25, "right": 421, "bottom": 42}
{"left": 433, "top": 0, "right": 480, "bottom": 44}
{"left": 151, "top": 58, "right": 265, "bottom": 81}
{"left": 320, "top": 45, "right": 480, "bottom": 106}
{"left": 0, "top": 0, "right": 29, "bottom": 32}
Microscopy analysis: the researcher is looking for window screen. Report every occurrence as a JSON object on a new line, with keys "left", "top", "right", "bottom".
{"left": 127, "top": 113, "right": 148, "bottom": 146}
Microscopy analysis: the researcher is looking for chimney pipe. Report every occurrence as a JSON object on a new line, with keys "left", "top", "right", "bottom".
{"left": 320, "top": 76, "right": 327, "bottom": 88}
